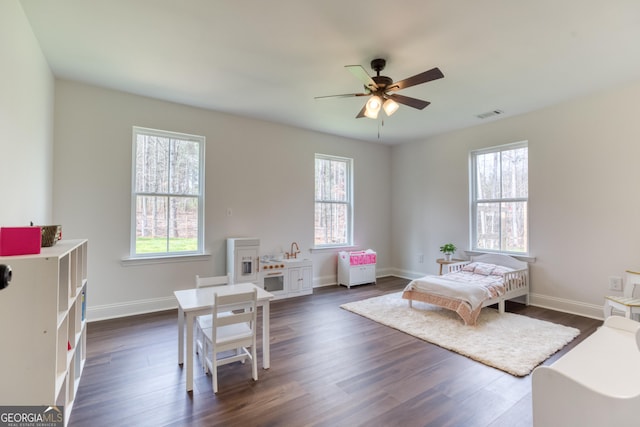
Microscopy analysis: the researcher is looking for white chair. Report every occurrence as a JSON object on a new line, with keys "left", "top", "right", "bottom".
{"left": 202, "top": 288, "right": 258, "bottom": 393}
{"left": 604, "top": 270, "right": 640, "bottom": 320}
{"left": 194, "top": 274, "right": 232, "bottom": 369}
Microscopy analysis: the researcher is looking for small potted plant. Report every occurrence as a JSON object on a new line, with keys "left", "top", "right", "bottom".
{"left": 439, "top": 243, "right": 457, "bottom": 261}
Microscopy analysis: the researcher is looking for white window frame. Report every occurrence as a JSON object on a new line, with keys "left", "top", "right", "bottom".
{"left": 130, "top": 126, "right": 205, "bottom": 258}
{"left": 314, "top": 153, "right": 353, "bottom": 248}
{"left": 470, "top": 141, "right": 528, "bottom": 255}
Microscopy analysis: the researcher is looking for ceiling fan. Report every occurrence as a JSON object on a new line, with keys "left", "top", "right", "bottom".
{"left": 315, "top": 58, "right": 444, "bottom": 119}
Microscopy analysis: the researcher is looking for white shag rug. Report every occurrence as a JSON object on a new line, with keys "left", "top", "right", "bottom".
{"left": 340, "top": 292, "right": 580, "bottom": 376}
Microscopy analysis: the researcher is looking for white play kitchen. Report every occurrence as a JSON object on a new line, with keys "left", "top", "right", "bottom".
{"left": 227, "top": 238, "right": 312, "bottom": 300}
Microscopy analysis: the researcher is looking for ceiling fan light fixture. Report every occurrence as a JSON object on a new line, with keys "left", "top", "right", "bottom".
{"left": 383, "top": 98, "right": 399, "bottom": 116}
{"left": 364, "top": 96, "right": 382, "bottom": 119}
{"left": 364, "top": 108, "right": 379, "bottom": 119}
{"left": 317, "top": 60, "right": 444, "bottom": 121}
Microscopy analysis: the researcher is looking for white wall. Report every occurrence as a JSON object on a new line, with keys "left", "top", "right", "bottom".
{"left": 0, "top": 1, "right": 54, "bottom": 226}
{"left": 391, "top": 79, "right": 640, "bottom": 318}
{"left": 11, "top": 0, "right": 638, "bottom": 320}
{"left": 53, "top": 81, "right": 391, "bottom": 320}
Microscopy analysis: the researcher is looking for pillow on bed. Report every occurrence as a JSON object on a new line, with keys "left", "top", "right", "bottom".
{"left": 462, "top": 262, "right": 478, "bottom": 272}
{"left": 490, "top": 265, "right": 515, "bottom": 277}
{"left": 472, "top": 262, "right": 496, "bottom": 275}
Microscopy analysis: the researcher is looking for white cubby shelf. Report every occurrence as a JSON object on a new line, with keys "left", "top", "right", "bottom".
{"left": 0, "top": 239, "right": 88, "bottom": 426}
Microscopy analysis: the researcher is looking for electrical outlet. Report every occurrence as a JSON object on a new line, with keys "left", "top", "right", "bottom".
{"left": 226, "top": 208, "right": 232, "bottom": 217}
{"left": 609, "top": 276, "right": 623, "bottom": 291}
{"left": 418, "top": 254, "right": 424, "bottom": 264}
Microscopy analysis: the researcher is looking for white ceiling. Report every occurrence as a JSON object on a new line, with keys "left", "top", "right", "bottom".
{"left": 20, "top": 0, "right": 640, "bottom": 144}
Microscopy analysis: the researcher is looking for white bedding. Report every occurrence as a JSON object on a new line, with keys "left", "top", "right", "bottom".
{"left": 405, "top": 271, "right": 505, "bottom": 313}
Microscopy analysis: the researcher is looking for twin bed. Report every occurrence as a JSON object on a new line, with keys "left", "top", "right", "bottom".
{"left": 402, "top": 253, "right": 529, "bottom": 325}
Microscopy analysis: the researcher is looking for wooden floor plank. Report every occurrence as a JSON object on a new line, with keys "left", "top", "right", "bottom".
{"left": 69, "top": 276, "right": 601, "bottom": 426}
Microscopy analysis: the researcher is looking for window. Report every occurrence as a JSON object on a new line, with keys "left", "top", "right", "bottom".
{"left": 314, "top": 154, "right": 353, "bottom": 247}
{"left": 131, "top": 127, "right": 205, "bottom": 257}
{"left": 470, "top": 142, "right": 528, "bottom": 254}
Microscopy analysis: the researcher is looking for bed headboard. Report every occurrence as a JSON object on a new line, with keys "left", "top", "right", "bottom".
{"left": 470, "top": 253, "right": 528, "bottom": 271}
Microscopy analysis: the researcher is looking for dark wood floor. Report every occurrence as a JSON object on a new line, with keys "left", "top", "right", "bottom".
{"left": 69, "top": 277, "right": 601, "bottom": 427}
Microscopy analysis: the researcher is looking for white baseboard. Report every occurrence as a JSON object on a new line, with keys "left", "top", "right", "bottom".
{"left": 389, "top": 268, "right": 428, "bottom": 280}
{"left": 87, "top": 296, "right": 177, "bottom": 322}
{"left": 376, "top": 267, "right": 393, "bottom": 278}
{"left": 313, "top": 274, "right": 336, "bottom": 287}
{"left": 529, "top": 293, "right": 604, "bottom": 320}
{"left": 313, "top": 267, "right": 395, "bottom": 288}
{"left": 87, "top": 273, "right": 606, "bottom": 322}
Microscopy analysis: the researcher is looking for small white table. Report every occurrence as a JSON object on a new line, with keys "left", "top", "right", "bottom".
{"left": 174, "top": 283, "right": 274, "bottom": 392}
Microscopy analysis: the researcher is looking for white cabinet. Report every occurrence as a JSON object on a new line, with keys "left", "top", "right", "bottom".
{"left": 338, "top": 250, "right": 377, "bottom": 288}
{"left": 0, "top": 239, "right": 88, "bottom": 426}
{"left": 339, "top": 264, "right": 376, "bottom": 288}
{"left": 287, "top": 261, "right": 312, "bottom": 296}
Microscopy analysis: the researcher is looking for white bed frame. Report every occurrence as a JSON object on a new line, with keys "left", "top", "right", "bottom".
{"left": 403, "top": 253, "right": 530, "bottom": 325}
{"left": 446, "top": 253, "right": 530, "bottom": 313}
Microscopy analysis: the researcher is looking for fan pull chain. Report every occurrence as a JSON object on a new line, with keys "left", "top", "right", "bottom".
{"left": 378, "top": 119, "right": 385, "bottom": 139}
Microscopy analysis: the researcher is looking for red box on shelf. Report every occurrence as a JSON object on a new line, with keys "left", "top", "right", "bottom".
{"left": 0, "top": 227, "right": 42, "bottom": 256}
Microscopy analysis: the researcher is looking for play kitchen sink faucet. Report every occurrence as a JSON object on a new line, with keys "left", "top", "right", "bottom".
{"left": 285, "top": 242, "right": 300, "bottom": 259}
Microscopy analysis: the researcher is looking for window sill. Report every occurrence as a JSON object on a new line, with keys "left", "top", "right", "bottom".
{"left": 121, "top": 253, "right": 211, "bottom": 266}
{"left": 310, "top": 245, "right": 359, "bottom": 253}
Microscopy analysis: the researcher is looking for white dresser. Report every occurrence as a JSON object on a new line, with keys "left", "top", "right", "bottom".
{"left": 337, "top": 250, "right": 376, "bottom": 288}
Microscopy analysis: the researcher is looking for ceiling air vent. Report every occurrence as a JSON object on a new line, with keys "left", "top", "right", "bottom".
{"left": 476, "top": 109, "right": 504, "bottom": 119}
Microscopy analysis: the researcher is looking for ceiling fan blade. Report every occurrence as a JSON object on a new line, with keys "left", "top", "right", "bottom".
{"left": 314, "top": 93, "right": 369, "bottom": 100}
{"left": 386, "top": 93, "right": 431, "bottom": 110}
{"left": 387, "top": 67, "right": 444, "bottom": 92}
{"left": 345, "top": 65, "right": 378, "bottom": 91}
{"left": 355, "top": 103, "right": 367, "bottom": 118}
